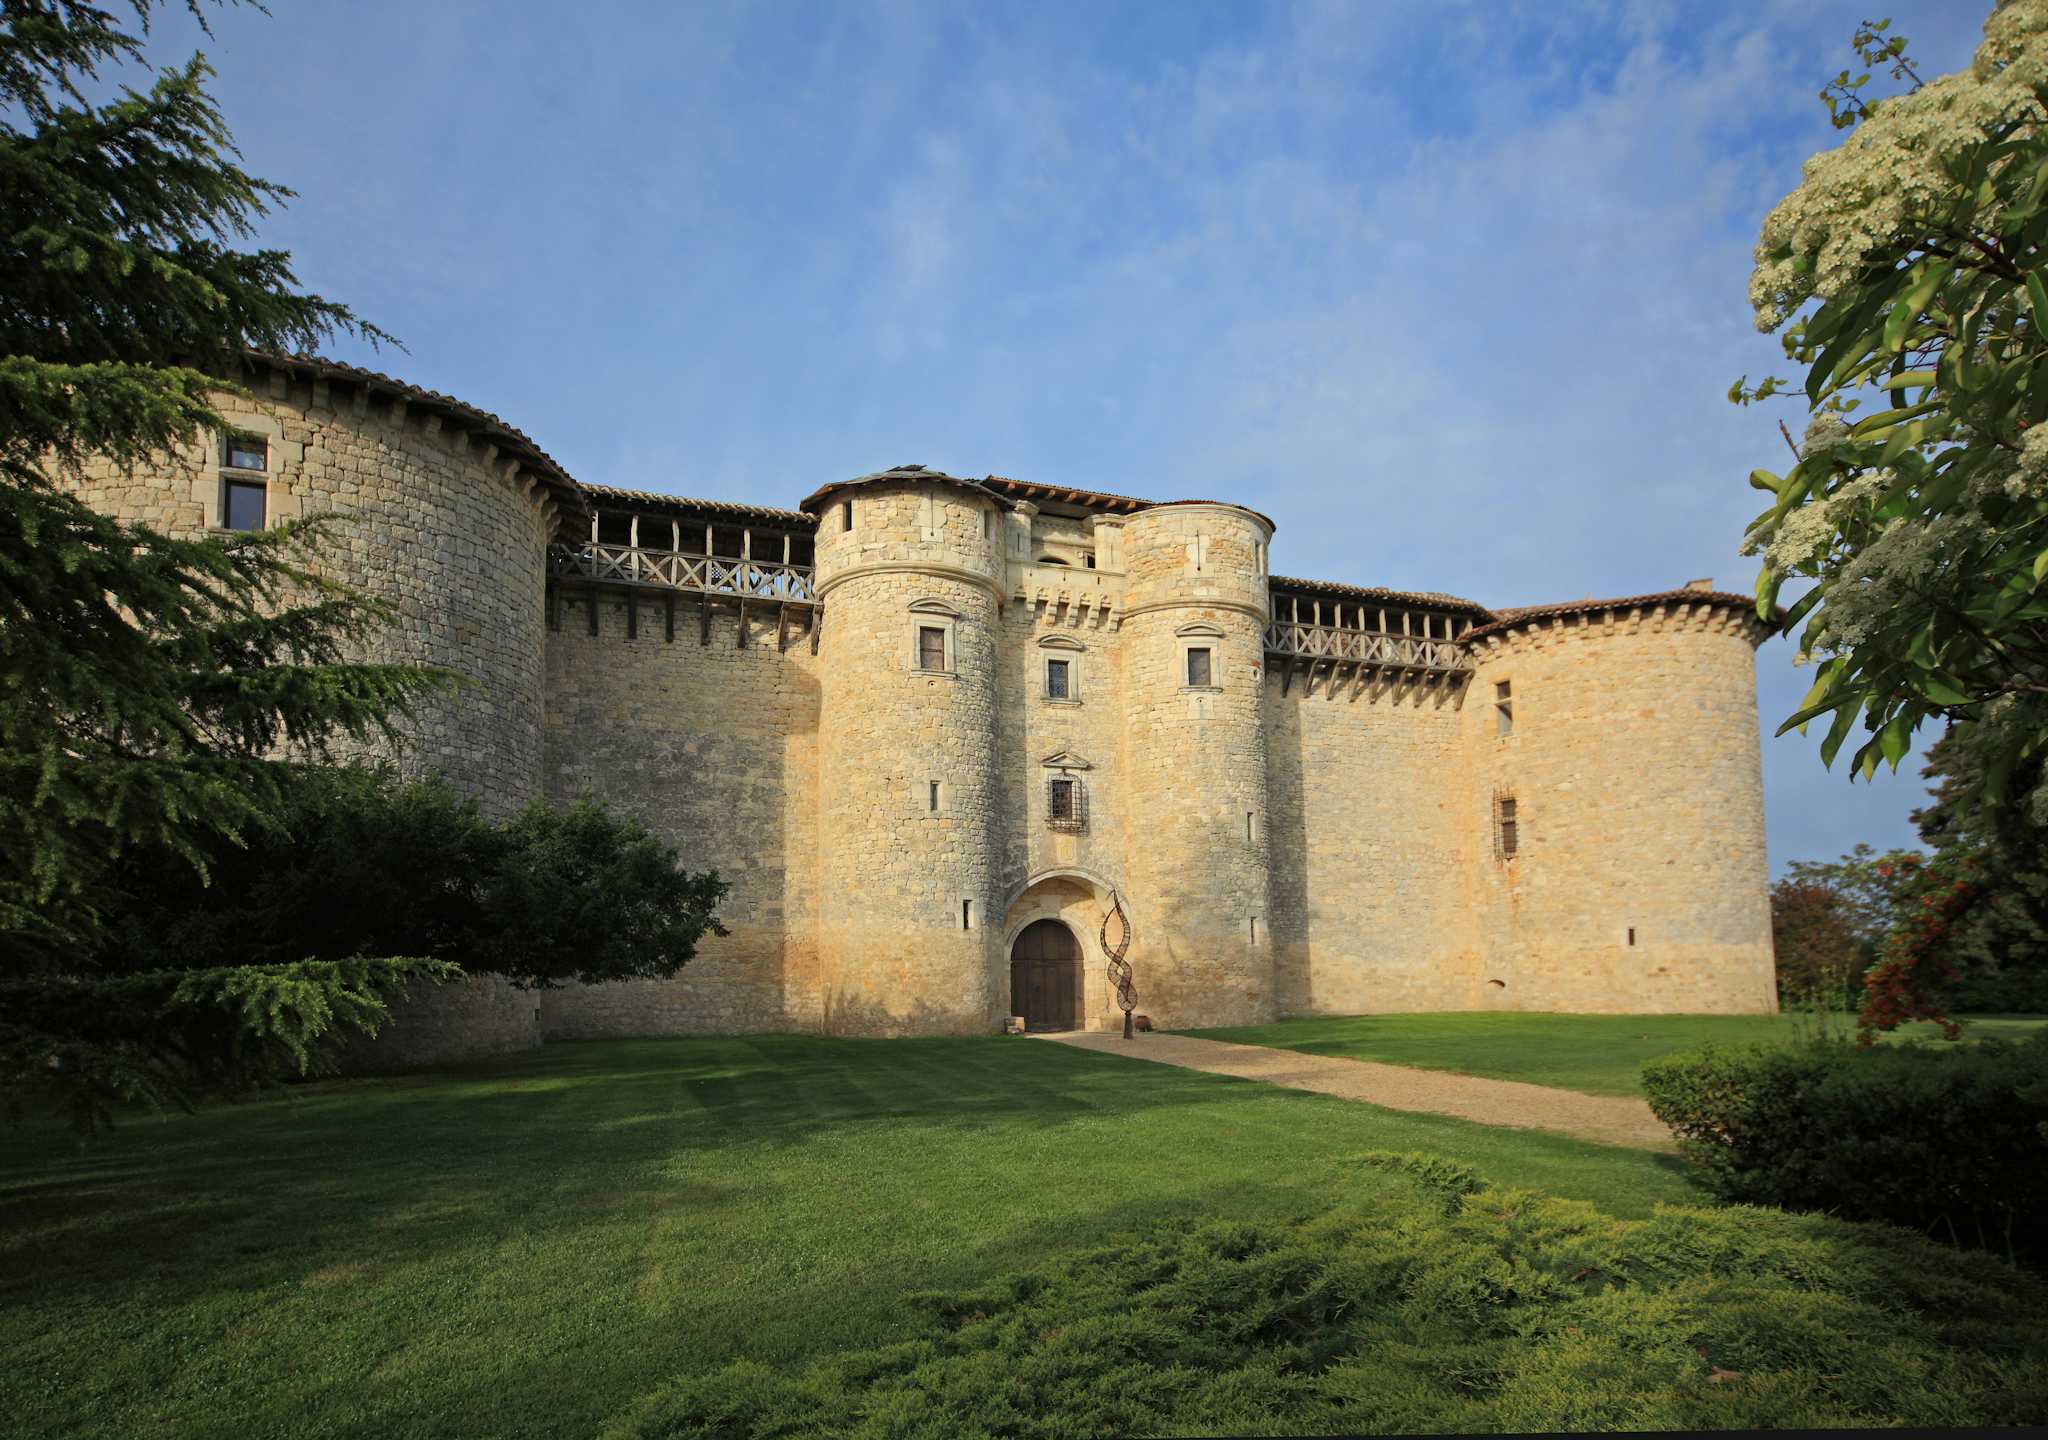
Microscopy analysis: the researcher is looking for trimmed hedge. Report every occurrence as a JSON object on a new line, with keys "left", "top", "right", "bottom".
{"left": 1643, "top": 1032, "right": 2048, "bottom": 1265}
{"left": 606, "top": 1152, "right": 2048, "bottom": 1439}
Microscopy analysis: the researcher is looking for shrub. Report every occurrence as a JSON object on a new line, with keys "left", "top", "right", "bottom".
{"left": 1642, "top": 1033, "right": 2048, "bottom": 1265}
{"left": 95, "top": 767, "right": 729, "bottom": 989}
{"left": 605, "top": 1154, "right": 2048, "bottom": 1438}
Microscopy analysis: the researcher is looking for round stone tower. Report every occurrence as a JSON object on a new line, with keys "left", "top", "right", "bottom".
{"left": 58, "top": 354, "right": 574, "bottom": 1069}
{"left": 1462, "top": 590, "right": 1777, "bottom": 1013}
{"left": 803, "top": 464, "right": 1009, "bottom": 1034}
{"left": 1118, "top": 500, "right": 1277, "bottom": 1027}
{"left": 62, "top": 354, "right": 565, "bottom": 818}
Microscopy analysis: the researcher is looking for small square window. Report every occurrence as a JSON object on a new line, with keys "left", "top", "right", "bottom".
{"left": 225, "top": 434, "right": 267, "bottom": 472}
{"left": 222, "top": 478, "right": 267, "bottom": 532}
{"left": 917, "top": 626, "right": 947, "bottom": 672}
{"left": 1046, "top": 658, "right": 1071, "bottom": 699}
{"left": 1186, "top": 647, "right": 1213, "bottom": 688}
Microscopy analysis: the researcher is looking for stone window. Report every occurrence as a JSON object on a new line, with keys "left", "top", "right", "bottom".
{"left": 1082, "top": 551, "right": 1096, "bottom": 569}
{"left": 1047, "top": 774, "right": 1086, "bottom": 832}
{"left": 1175, "top": 622, "right": 1224, "bottom": 691}
{"left": 221, "top": 477, "right": 267, "bottom": 532}
{"left": 1046, "top": 657, "right": 1071, "bottom": 700}
{"left": 224, "top": 433, "right": 268, "bottom": 472}
{"left": 907, "top": 599, "right": 959, "bottom": 673}
{"left": 1495, "top": 680, "right": 1514, "bottom": 737}
{"left": 1495, "top": 793, "right": 1519, "bottom": 860}
{"left": 218, "top": 431, "right": 270, "bottom": 532}
{"left": 841, "top": 500, "right": 853, "bottom": 533}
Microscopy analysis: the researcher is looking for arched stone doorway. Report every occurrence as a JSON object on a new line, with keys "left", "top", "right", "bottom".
{"left": 1010, "top": 918, "right": 1080, "bottom": 1032}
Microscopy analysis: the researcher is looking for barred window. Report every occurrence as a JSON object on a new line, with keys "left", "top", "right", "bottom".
{"left": 1047, "top": 774, "right": 1086, "bottom": 832}
{"left": 917, "top": 625, "right": 947, "bottom": 671}
{"left": 1496, "top": 794, "right": 1519, "bottom": 859}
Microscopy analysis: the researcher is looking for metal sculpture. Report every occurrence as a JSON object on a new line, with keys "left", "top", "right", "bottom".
{"left": 1101, "top": 889, "right": 1137, "bottom": 1040}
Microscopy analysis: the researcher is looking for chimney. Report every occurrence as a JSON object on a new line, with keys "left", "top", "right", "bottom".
{"left": 1684, "top": 577, "right": 1714, "bottom": 593}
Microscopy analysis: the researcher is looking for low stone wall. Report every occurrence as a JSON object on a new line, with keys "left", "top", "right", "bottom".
{"left": 328, "top": 973, "right": 542, "bottom": 1075}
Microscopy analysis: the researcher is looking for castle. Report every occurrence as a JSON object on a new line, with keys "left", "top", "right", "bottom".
{"left": 67, "top": 354, "right": 1779, "bottom": 1064}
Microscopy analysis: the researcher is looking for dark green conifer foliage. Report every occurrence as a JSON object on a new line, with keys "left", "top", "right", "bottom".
{"left": 0, "top": 1, "right": 453, "bottom": 1129}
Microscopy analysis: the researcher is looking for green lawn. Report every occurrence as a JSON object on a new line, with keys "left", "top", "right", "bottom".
{"left": 2, "top": 1034, "right": 1706, "bottom": 1440}
{"left": 1182, "top": 1012, "right": 2048, "bottom": 1097}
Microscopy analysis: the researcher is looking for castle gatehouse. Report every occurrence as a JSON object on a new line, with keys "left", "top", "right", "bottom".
{"left": 65, "top": 355, "right": 1778, "bottom": 1063}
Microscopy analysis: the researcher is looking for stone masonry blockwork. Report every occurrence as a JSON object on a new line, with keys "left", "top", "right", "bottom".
{"left": 63, "top": 365, "right": 1779, "bottom": 1065}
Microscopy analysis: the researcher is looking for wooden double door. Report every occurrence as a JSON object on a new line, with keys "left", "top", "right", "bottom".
{"left": 1010, "top": 919, "right": 1080, "bottom": 1031}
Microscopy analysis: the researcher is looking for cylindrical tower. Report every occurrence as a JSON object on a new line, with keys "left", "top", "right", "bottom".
{"left": 1462, "top": 590, "right": 1777, "bottom": 1013}
{"left": 59, "top": 355, "right": 572, "bottom": 1069}
{"left": 804, "top": 464, "right": 1009, "bottom": 1034}
{"left": 1118, "top": 501, "right": 1276, "bottom": 1027}
{"left": 62, "top": 355, "right": 563, "bottom": 819}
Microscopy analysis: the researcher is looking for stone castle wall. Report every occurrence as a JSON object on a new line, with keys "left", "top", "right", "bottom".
{"left": 1460, "top": 604, "right": 1778, "bottom": 1013}
{"left": 61, "top": 373, "right": 1781, "bottom": 1057}
{"left": 62, "top": 372, "right": 554, "bottom": 818}
{"left": 58, "top": 370, "right": 560, "bottom": 1073}
{"left": 539, "top": 592, "right": 823, "bottom": 1036}
{"left": 1264, "top": 676, "right": 1486, "bottom": 1015}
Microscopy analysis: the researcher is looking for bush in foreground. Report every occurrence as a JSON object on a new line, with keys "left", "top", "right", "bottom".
{"left": 607, "top": 1152, "right": 2048, "bottom": 1439}
{"left": 97, "top": 768, "right": 730, "bottom": 990}
{"left": 1643, "top": 1034, "right": 2048, "bottom": 1266}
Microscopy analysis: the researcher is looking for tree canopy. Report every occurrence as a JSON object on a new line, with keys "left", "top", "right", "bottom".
{"left": 1737, "top": 3, "right": 2048, "bottom": 817}
{"left": 2, "top": 2, "right": 443, "bottom": 1127}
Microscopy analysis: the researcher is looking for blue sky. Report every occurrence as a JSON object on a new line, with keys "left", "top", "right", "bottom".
{"left": 142, "top": 0, "right": 1994, "bottom": 873}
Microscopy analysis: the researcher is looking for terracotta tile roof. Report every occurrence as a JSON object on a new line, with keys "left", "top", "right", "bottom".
{"left": 1461, "top": 588, "right": 1765, "bottom": 643}
{"left": 582, "top": 482, "right": 814, "bottom": 526}
{"left": 1270, "top": 574, "right": 1494, "bottom": 617}
{"left": 798, "top": 463, "right": 999, "bottom": 513}
{"left": 981, "top": 475, "right": 1152, "bottom": 512}
{"left": 242, "top": 352, "right": 584, "bottom": 506}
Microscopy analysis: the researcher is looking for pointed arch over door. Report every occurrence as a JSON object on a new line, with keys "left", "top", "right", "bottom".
{"left": 1009, "top": 918, "right": 1080, "bottom": 1031}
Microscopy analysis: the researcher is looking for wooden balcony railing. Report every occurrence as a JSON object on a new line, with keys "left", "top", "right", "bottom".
{"left": 547, "top": 542, "right": 817, "bottom": 604}
{"left": 1263, "top": 619, "right": 1471, "bottom": 674}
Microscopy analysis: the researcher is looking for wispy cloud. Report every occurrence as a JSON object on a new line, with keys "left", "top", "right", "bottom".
{"left": 142, "top": 0, "right": 1995, "bottom": 869}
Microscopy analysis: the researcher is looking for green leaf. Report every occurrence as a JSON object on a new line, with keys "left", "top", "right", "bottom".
{"left": 1749, "top": 468, "right": 1781, "bottom": 492}
{"left": 1754, "top": 565, "right": 1784, "bottom": 620}
{"left": 2027, "top": 270, "right": 2048, "bottom": 320}
{"left": 1917, "top": 673, "right": 1975, "bottom": 706}
{"left": 1819, "top": 697, "right": 1863, "bottom": 769}
{"left": 1877, "top": 710, "right": 1913, "bottom": 768}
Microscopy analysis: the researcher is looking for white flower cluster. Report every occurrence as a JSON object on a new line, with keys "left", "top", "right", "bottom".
{"left": 1809, "top": 511, "right": 1967, "bottom": 651}
{"left": 1750, "top": 0, "right": 2048, "bottom": 330}
{"left": 1759, "top": 467, "right": 1893, "bottom": 571}
{"left": 2010, "top": 423, "right": 2048, "bottom": 496}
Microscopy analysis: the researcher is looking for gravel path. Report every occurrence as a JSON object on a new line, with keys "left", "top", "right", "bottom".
{"left": 1040, "top": 1030, "right": 1672, "bottom": 1149}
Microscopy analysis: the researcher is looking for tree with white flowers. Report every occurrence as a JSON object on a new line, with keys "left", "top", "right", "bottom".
{"left": 1739, "top": 2, "right": 2048, "bottom": 819}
